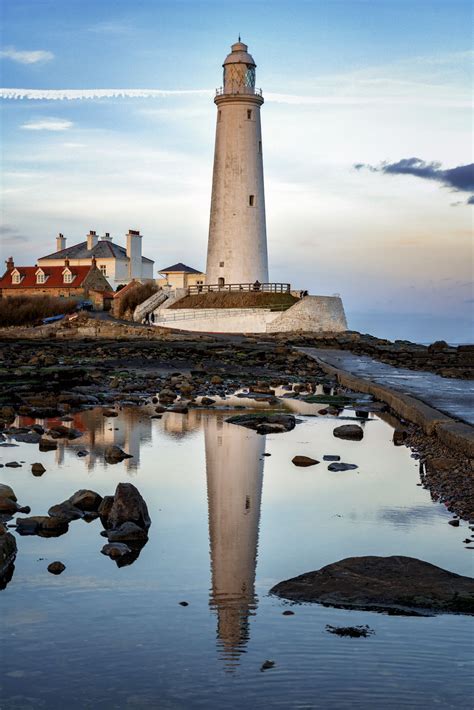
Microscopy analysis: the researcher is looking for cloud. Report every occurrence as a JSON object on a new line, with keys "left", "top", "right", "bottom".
{"left": 21, "top": 118, "right": 74, "bottom": 131}
{"left": 0, "top": 47, "right": 54, "bottom": 65}
{"left": 355, "top": 158, "right": 474, "bottom": 204}
{"left": 0, "top": 87, "right": 470, "bottom": 109}
{"left": 0, "top": 225, "right": 29, "bottom": 244}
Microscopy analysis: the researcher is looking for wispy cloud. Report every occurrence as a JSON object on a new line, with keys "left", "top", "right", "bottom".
{"left": 355, "top": 158, "right": 474, "bottom": 205}
{"left": 21, "top": 118, "right": 74, "bottom": 131}
{"left": 0, "top": 87, "right": 469, "bottom": 108}
{"left": 87, "top": 21, "right": 132, "bottom": 35}
{"left": 0, "top": 47, "right": 54, "bottom": 65}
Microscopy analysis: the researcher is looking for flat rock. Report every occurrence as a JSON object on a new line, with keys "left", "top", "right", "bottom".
{"left": 101, "top": 542, "right": 131, "bottom": 559}
{"left": 16, "top": 516, "right": 69, "bottom": 536}
{"left": 69, "top": 489, "right": 103, "bottom": 512}
{"left": 270, "top": 555, "right": 474, "bottom": 615}
{"left": 333, "top": 425, "right": 364, "bottom": 441}
{"left": 292, "top": 456, "right": 319, "bottom": 467}
{"left": 323, "top": 455, "right": 341, "bottom": 462}
{"left": 106, "top": 521, "right": 148, "bottom": 542}
{"left": 48, "top": 502, "right": 84, "bottom": 522}
{"left": 47, "top": 561, "right": 66, "bottom": 575}
{"left": 226, "top": 413, "right": 296, "bottom": 435}
{"left": 328, "top": 462, "right": 358, "bottom": 472}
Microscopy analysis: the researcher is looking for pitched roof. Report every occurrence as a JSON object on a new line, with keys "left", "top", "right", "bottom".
{"left": 113, "top": 280, "right": 141, "bottom": 299}
{"left": 0, "top": 265, "right": 91, "bottom": 290}
{"left": 159, "top": 262, "right": 203, "bottom": 274}
{"left": 39, "top": 240, "right": 154, "bottom": 263}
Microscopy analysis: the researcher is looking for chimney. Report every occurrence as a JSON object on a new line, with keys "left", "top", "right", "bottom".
{"left": 91, "top": 257, "right": 97, "bottom": 269}
{"left": 100, "top": 232, "right": 112, "bottom": 241}
{"left": 126, "top": 229, "right": 142, "bottom": 281}
{"left": 6, "top": 257, "right": 14, "bottom": 272}
{"left": 87, "top": 230, "right": 98, "bottom": 251}
{"left": 64, "top": 258, "right": 70, "bottom": 267}
{"left": 56, "top": 233, "right": 66, "bottom": 252}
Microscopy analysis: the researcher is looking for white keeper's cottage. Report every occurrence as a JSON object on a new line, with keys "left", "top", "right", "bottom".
{"left": 38, "top": 230, "right": 154, "bottom": 288}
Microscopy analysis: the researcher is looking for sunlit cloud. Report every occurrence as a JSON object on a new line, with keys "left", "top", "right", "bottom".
{"left": 0, "top": 46, "right": 54, "bottom": 64}
{"left": 21, "top": 118, "right": 74, "bottom": 131}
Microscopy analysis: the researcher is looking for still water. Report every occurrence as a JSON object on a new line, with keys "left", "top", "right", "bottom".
{"left": 1, "top": 404, "right": 473, "bottom": 709}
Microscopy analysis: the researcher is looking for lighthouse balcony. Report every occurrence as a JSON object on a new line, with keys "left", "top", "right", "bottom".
{"left": 215, "top": 87, "right": 263, "bottom": 97}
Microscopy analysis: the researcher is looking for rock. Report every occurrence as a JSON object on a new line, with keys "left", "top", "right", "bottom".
{"left": 0, "top": 497, "right": 23, "bottom": 514}
{"left": 448, "top": 519, "right": 460, "bottom": 527}
{"left": 333, "top": 425, "right": 364, "bottom": 441}
{"left": 47, "top": 561, "right": 66, "bottom": 575}
{"left": 154, "top": 405, "right": 167, "bottom": 413}
{"left": 31, "top": 463, "right": 46, "bottom": 476}
{"left": 292, "top": 456, "right": 319, "bottom": 467}
{"left": 393, "top": 428, "right": 408, "bottom": 446}
{"left": 98, "top": 495, "right": 114, "bottom": 521}
{"left": 179, "top": 601, "right": 189, "bottom": 607}
{"left": 39, "top": 438, "right": 57, "bottom": 451}
{"left": 323, "top": 455, "right": 340, "bottom": 462}
{"left": 103, "top": 410, "right": 118, "bottom": 417}
{"left": 260, "top": 660, "right": 275, "bottom": 672}
{"left": 328, "top": 462, "right": 358, "bottom": 472}
{"left": 106, "top": 483, "right": 151, "bottom": 531}
{"left": 104, "top": 446, "right": 133, "bottom": 464}
{"left": 201, "top": 397, "right": 216, "bottom": 406}
{"left": 270, "top": 556, "right": 474, "bottom": 615}
{"left": 0, "top": 523, "right": 17, "bottom": 587}
{"left": 226, "top": 413, "right": 296, "bottom": 435}
{"left": 5, "top": 461, "right": 21, "bottom": 468}
{"left": 77, "top": 450, "right": 89, "bottom": 457}
{"left": 69, "top": 489, "right": 103, "bottom": 512}
{"left": 0, "top": 484, "right": 17, "bottom": 502}
{"left": 326, "top": 625, "right": 374, "bottom": 638}
{"left": 210, "top": 375, "right": 223, "bottom": 385}
{"left": 170, "top": 403, "right": 189, "bottom": 414}
{"left": 12, "top": 431, "right": 41, "bottom": 444}
{"left": 101, "top": 542, "right": 131, "bottom": 559}
{"left": 282, "top": 610, "right": 295, "bottom": 616}
{"left": 16, "top": 516, "right": 69, "bottom": 536}
{"left": 48, "top": 501, "right": 84, "bottom": 522}
{"left": 106, "top": 521, "right": 148, "bottom": 542}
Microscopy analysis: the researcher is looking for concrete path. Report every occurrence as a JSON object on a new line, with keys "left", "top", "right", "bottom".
{"left": 299, "top": 348, "right": 474, "bottom": 426}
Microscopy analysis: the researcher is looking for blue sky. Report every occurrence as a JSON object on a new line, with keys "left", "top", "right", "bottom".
{"left": 1, "top": 0, "right": 473, "bottom": 341}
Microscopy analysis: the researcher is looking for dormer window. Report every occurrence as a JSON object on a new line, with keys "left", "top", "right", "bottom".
{"left": 36, "top": 269, "right": 46, "bottom": 284}
{"left": 62, "top": 268, "right": 74, "bottom": 284}
{"left": 11, "top": 270, "right": 21, "bottom": 284}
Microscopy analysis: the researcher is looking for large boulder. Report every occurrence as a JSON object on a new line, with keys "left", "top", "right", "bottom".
{"left": 270, "top": 556, "right": 474, "bottom": 615}
{"left": 226, "top": 413, "right": 296, "bottom": 435}
{"left": 16, "top": 516, "right": 69, "bottom": 537}
{"left": 0, "top": 523, "right": 17, "bottom": 589}
{"left": 69, "top": 489, "right": 103, "bottom": 512}
{"left": 106, "top": 483, "right": 151, "bottom": 531}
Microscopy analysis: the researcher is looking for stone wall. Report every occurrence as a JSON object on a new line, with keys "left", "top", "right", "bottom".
{"left": 266, "top": 296, "right": 347, "bottom": 333}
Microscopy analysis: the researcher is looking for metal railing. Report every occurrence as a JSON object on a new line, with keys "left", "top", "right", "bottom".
{"left": 215, "top": 87, "right": 263, "bottom": 97}
{"left": 187, "top": 282, "right": 291, "bottom": 296}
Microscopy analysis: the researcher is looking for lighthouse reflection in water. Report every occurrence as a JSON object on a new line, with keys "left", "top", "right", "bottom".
{"left": 204, "top": 415, "right": 265, "bottom": 669}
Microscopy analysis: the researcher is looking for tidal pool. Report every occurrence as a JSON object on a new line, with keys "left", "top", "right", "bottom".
{"left": 1, "top": 405, "right": 473, "bottom": 709}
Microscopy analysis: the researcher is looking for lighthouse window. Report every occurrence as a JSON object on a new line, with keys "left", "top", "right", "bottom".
{"left": 249, "top": 195, "right": 255, "bottom": 207}
{"left": 247, "top": 109, "right": 252, "bottom": 119}
{"left": 219, "top": 261, "right": 224, "bottom": 267}
{"left": 258, "top": 140, "right": 262, "bottom": 153}
{"left": 218, "top": 110, "right": 222, "bottom": 121}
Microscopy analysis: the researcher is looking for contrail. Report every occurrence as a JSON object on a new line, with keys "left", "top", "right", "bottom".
{"left": 0, "top": 87, "right": 469, "bottom": 108}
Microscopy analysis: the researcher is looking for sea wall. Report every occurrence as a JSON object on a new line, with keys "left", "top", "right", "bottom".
{"left": 152, "top": 296, "right": 348, "bottom": 334}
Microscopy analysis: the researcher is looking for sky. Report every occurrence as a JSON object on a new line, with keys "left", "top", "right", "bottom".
{"left": 1, "top": 0, "right": 473, "bottom": 342}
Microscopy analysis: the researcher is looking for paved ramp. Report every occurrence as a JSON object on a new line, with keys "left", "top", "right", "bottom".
{"left": 300, "top": 348, "right": 474, "bottom": 426}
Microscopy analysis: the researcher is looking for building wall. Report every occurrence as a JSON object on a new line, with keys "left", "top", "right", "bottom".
{"left": 1, "top": 286, "right": 86, "bottom": 300}
{"left": 206, "top": 95, "right": 269, "bottom": 286}
{"left": 38, "top": 255, "right": 154, "bottom": 286}
{"left": 159, "top": 272, "right": 205, "bottom": 290}
{"left": 266, "top": 296, "right": 347, "bottom": 332}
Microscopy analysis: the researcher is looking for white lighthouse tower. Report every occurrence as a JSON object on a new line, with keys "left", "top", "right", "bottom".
{"left": 206, "top": 40, "right": 269, "bottom": 287}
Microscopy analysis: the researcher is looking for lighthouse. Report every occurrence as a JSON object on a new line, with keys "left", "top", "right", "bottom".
{"left": 206, "top": 40, "right": 269, "bottom": 286}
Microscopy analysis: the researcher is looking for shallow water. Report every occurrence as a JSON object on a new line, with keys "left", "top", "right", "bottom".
{"left": 1, "top": 404, "right": 473, "bottom": 709}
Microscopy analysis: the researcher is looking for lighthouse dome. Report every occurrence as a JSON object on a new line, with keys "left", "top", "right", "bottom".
{"left": 223, "top": 41, "right": 256, "bottom": 67}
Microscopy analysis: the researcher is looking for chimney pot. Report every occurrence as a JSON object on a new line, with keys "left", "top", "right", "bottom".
{"left": 6, "top": 257, "right": 14, "bottom": 272}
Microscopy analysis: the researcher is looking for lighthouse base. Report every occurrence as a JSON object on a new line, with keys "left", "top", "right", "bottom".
{"left": 152, "top": 295, "right": 347, "bottom": 334}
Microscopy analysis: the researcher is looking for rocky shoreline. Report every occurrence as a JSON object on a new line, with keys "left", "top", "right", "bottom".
{"left": 0, "top": 334, "right": 472, "bottom": 531}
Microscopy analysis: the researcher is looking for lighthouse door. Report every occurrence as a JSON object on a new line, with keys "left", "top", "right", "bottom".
{"left": 218, "top": 277, "right": 225, "bottom": 288}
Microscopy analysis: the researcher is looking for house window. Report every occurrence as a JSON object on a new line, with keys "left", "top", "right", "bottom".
{"left": 36, "top": 273, "right": 45, "bottom": 284}
{"left": 64, "top": 272, "right": 73, "bottom": 284}
{"left": 219, "top": 261, "right": 224, "bottom": 267}
{"left": 247, "top": 109, "right": 252, "bottom": 119}
{"left": 100, "top": 265, "right": 107, "bottom": 276}
{"left": 249, "top": 195, "right": 255, "bottom": 207}
{"left": 196, "top": 280, "right": 204, "bottom": 285}
{"left": 12, "top": 273, "right": 20, "bottom": 284}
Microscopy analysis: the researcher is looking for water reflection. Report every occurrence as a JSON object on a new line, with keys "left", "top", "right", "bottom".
{"left": 204, "top": 414, "right": 265, "bottom": 669}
